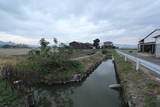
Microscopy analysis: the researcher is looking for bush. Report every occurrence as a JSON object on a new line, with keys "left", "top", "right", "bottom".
{"left": 28, "top": 49, "right": 40, "bottom": 58}
{"left": 13, "top": 55, "right": 85, "bottom": 82}
{"left": 102, "top": 49, "right": 108, "bottom": 54}
{"left": 0, "top": 38, "right": 85, "bottom": 85}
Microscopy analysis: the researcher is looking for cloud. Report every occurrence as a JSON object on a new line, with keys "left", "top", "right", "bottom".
{"left": 0, "top": 0, "right": 159, "bottom": 45}
{"left": 0, "top": 32, "right": 38, "bottom": 45}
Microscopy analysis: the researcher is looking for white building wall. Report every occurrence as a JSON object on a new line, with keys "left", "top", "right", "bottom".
{"left": 155, "top": 37, "right": 160, "bottom": 58}
{"left": 156, "top": 37, "right": 160, "bottom": 43}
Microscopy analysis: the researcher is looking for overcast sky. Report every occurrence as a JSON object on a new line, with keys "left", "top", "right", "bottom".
{"left": 0, "top": 0, "right": 160, "bottom": 45}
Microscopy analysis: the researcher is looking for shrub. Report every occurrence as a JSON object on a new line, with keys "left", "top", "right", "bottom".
{"left": 102, "top": 49, "right": 108, "bottom": 54}
{"left": 0, "top": 38, "right": 85, "bottom": 85}
{"left": 28, "top": 49, "right": 40, "bottom": 58}
{"left": 13, "top": 55, "right": 85, "bottom": 82}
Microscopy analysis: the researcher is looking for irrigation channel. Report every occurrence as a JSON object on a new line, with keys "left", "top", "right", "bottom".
{"left": 28, "top": 60, "right": 126, "bottom": 107}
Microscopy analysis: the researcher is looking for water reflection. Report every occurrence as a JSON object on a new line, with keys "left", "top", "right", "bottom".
{"left": 24, "top": 60, "right": 123, "bottom": 107}
{"left": 28, "top": 82, "right": 83, "bottom": 107}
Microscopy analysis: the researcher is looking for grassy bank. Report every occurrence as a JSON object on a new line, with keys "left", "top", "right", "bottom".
{"left": 0, "top": 48, "right": 105, "bottom": 106}
{"left": 111, "top": 50, "right": 160, "bottom": 107}
{"left": 77, "top": 51, "right": 105, "bottom": 70}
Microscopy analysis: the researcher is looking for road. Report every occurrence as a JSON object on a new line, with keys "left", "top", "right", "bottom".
{"left": 116, "top": 50, "right": 160, "bottom": 75}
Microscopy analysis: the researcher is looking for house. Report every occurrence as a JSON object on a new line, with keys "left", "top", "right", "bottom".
{"left": 154, "top": 35, "right": 160, "bottom": 57}
{"left": 102, "top": 41, "right": 113, "bottom": 48}
{"left": 69, "top": 41, "right": 93, "bottom": 49}
{"left": 138, "top": 29, "right": 160, "bottom": 58}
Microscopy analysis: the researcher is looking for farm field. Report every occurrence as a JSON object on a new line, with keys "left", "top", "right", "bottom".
{"left": 0, "top": 48, "right": 31, "bottom": 57}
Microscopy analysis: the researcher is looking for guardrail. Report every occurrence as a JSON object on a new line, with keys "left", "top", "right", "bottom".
{"left": 116, "top": 50, "right": 160, "bottom": 75}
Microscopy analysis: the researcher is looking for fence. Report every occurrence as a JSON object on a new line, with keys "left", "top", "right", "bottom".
{"left": 116, "top": 50, "right": 160, "bottom": 75}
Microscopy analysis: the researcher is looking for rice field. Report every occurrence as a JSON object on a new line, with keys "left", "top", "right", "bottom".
{"left": 0, "top": 48, "right": 31, "bottom": 57}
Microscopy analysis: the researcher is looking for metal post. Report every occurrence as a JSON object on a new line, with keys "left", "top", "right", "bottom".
{"left": 112, "top": 55, "right": 114, "bottom": 61}
{"left": 136, "top": 59, "right": 139, "bottom": 71}
{"left": 125, "top": 56, "right": 127, "bottom": 62}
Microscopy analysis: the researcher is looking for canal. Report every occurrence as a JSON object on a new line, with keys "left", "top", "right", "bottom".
{"left": 31, "top": 60, "right": 123, "bottom": 107}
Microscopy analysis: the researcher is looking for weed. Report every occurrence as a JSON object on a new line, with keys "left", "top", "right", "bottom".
{"left": 147, "top": 82, "right": 159, "bottom": 89}
{"left": 144, "top": 96, "right": 156, "bottom": 107}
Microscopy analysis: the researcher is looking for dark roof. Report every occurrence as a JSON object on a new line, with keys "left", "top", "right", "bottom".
{"left": 69, "top": 41, "right": 93, "bottom": 49}
{"left": 153, "top": 35, "right": 160, "bottom": 38}
{"left": 104, "top": 41, "right": 112, "bottom": 43}
{"left": 139, "top": 29, "right": 160, "bottom": 41}
{"left": 139, "top": 42, "right": 156, "bottom": 45}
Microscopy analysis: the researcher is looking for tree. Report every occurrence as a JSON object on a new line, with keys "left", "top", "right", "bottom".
{"left": 93, "top": 38, "right": 100, "bottom": 49}
{"left": 40, "top": 38, "right": 50, "bottom": 56}
{"left": 53, "top": 38, "right": 58, "bottom": 45}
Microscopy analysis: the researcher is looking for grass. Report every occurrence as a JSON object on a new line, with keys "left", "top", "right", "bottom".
{"left": 57, "top": 51, "right": 105, "bottom": 80}
{"left": 57, "top": 60, "right": 85, "bottom": 80}
{"left": 78, "top": 51, "right": 105, "bottom": 70}
{"left": 0, "top": 49, "right": 105, "bottom": 106}
{"left": 147, "top": 82, "right": 159, "bottom": 89}
{"left": 0, "top": 78, "right": 25, "bottom": 106}
{"left": 144, "top": 96, "right": 156, "bottom": 107}
{"left": 105, "top": 49, "right": 160, "bottom": 107}
{"left": 0, "top": 48, "right": 102, "bottom": 84}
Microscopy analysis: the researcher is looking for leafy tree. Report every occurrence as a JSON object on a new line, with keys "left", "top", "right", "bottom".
{"left": 40, "top": 38, "right": 50, "bottom": 56}
{"left": 93, "top": 38, "right": 100, "bottom": 49}
{"left": 53, "top": 38, "right": 58, "bottom": 45}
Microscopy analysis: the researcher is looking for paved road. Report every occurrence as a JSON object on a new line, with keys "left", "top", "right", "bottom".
{"left": 122, "top": 50, "right": 160, "bottom": 65}
{"left": 117, "top": 50, "right": 160, "bottom": 75}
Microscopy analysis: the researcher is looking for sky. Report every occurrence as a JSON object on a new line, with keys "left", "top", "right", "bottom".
{"left": 0, "top": 0, "right": 160, "bottom": 45}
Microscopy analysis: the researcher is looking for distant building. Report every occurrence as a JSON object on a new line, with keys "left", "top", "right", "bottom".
{"left": 69, "top": 41, "right": 93, "bottom": 49}
{"left": 138, "top": 29, "right": 160, "bottom": 58}
{"left": 102, "top": 41, "right": 114, "bottom": 48}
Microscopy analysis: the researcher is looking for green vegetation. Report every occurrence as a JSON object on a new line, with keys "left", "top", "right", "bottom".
{"left": 0, "top": 38, "right": 89, "bottom": 106}
{"left": 104, "top": 49, "right": 160, "bottom": 107}
{"left": 0, "top": 78, "right": 24, "bottom": 107}
{"left": 78, "top": 52, "right": 105, "bottom": 70}
{"left": 4, "top": 38, "right": 85, "bottom": 84}
{"left": 102, "top": 49, "right": 108, "bottom": 54}
{"left": 93, "top": 38, "right": 100, "bottom": 49}
{"left": 0, "top": 38, "right": 105, "bottom": 106}
{"left": 144, "top": 96, "right": 156, "bottom": 107}
{"left": 101, "top": 49, "right": 112, "bottom": 59}
{"left": 147, "top": 81, "right": 159, "bottom": 89}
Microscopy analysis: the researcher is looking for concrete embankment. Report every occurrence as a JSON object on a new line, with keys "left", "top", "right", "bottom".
{"left": 113, "top": 59, "right": 129, "bottom": 107}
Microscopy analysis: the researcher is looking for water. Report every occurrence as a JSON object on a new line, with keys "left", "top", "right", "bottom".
{"left": 31, "top": 60, "right": 123, "bottom": 107}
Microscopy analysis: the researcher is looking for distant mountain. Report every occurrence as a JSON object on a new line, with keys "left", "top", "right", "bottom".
{"left": 0, "top": 41, "right": 16, "bottom": 45}
{"left": 114, "top": 44, "right": 137, "bottom": 49}
{"left": 0, "top": 41, "right": 37, "bottom": 48}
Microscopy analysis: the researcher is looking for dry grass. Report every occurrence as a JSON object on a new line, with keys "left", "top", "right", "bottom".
{"left": 0, "top": 59, "right": 17, "bottom": 65}
{"left": 0, "top": 48, "right": 30, "bottom": 76}
{"left": 0, "top": 48, "right": 31, "bottom": 57}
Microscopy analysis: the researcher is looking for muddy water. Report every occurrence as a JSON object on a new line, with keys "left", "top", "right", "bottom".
{"left": 30, "top": 60, "right": 123, "bottom": 107}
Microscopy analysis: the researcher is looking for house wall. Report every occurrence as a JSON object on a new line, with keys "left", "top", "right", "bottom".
{"left": 155, "top": 37, "right": 160, "bottom": 58}
{"left": 156, "top": 37, "right": 160, "bottom": 43}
